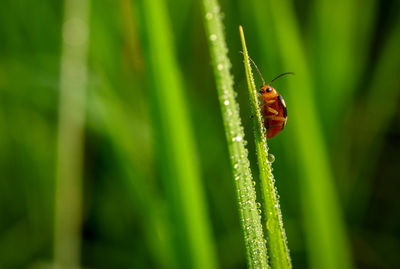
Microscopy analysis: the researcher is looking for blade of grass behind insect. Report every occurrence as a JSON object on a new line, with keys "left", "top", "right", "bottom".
{"left": 310, "top": 0, "right": 377, "bottom": 141}
{"left": 135, "top": 0, "right": 218, "bottom": 268}
{"left": 342, "top": 18, "right": 400, "bottom": 217}
{"left": 237, "top": 0, "right": 280, "bottom": 78}
{"left": 88, "top": 1, "right": 176, "bottom": 266}
{"left": 310, "top": 0, "right": 357, "bottom": 118}
{"left": 201, "top": 1, "right": 269, "bottom": 268}
{"left": 54, "top": 0, "right": 90, "bottom": 267}
{"left": 267, "top": 0, "right": 354, "bottom": 268}
{"left": 332, "top": 0, "right": 378, "bottom": 207}
{"left": 87, "top": 74, "right": 176, "bottom": 268}
{"left": 239, "top": 26, "right": 292, "bottom": 269}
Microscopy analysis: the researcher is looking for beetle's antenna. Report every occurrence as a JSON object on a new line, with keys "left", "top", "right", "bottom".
{"left": 239, "top": 51, "right": 265, "bottom": 86}
{"left": 268, "top": 72, "right": 294, "bottom": 85}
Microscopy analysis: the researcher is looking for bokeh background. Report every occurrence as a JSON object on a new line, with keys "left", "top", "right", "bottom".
{"left": 0, "top": 0, "right": 399, "bottom": 268}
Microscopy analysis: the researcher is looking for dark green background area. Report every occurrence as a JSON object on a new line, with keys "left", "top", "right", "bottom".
{"left": 0, "top": 0, "right": 399, "bottom": 268}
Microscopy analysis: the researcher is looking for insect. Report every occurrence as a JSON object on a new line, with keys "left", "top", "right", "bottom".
{"left": 247, "top": 55, "right": 293, "bottom": 138}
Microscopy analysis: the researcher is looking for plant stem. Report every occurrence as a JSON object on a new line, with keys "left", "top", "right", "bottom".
{"left": 239, "top": 26, "right": 292, "bottom": 269}
{"left": 201, "top": 1, "right": 268, "bottom": 268}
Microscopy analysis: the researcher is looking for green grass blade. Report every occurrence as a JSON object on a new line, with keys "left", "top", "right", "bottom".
{"left": 136, "top": 0, "right": 218, "bottom": 268}
{"left": 54, "top": 0, "right": 91, "bottom": 267}
{"left": 267, "top": 0, "right": 354, "bottom": 268}
{"left": 310, "top": 0, "right": 377, "bottom": 139}
{"left": 201, "top": 1, "right": 268, "bottom": 268}
{"left": 342, "top": 18, "right": 400, "bottom": 211}
{"left": 87, "top": 72, "right": 177, "bottom": 268}
{"left": 239, "top": 26, "right": 292, "bottom": 269}
{"left": 310, "top": 0, "right": 358, "bottom": 125}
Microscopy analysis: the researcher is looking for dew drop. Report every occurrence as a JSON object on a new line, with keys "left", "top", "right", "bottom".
{"left": 232, "top": 135, "right": 242, "bottom": 142}
{"left": 205, "top": 12, "right": 213, "bottom": 20}
{"left": 268, "top": 153, "right": 275, "bottom": 163}
{"left": 266, "top": 218, "right": 274, "bottom": 231}
{"left": 224, "top": 100, "right": 229, "bottom": 105}
{"left": 217, "top": 64, "right": 224, "bottom": 70}
{"left": 210, "top": 34, "right": 217, "bottom": 41}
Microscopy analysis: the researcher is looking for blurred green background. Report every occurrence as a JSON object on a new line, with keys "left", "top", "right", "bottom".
{"left": 0, "top": 0, "right": 399, "bottom": 268}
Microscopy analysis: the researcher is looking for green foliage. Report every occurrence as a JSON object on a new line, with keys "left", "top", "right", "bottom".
{"left": 0, "top": 0, "right": 400, "bottom": 268}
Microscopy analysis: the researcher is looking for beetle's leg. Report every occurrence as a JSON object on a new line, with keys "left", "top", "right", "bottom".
{"left": 267, "top": 107, "right": 279, "bottom": 115}
{"left": 265, "top": 116, "right": 287, "bottom": 129}
{"left": 266, "top": 115, "right": 286, "bottom": 122}
{"left": 260, "top": 99, "right": 276, "bottom": 105}
{"left": 259, "top": 99, "right": 276, "bottom": 109}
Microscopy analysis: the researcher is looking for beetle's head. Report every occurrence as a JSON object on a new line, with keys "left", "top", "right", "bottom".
{"left": 259, "top": 85, "right": 276, "bottom": 95}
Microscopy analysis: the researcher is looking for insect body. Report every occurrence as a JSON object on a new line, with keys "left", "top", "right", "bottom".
{"left": 246, "top": 54, "right": 292, "bottom": 138}
{"left": 259, "top": 83, "right": 288, "bottom": 138}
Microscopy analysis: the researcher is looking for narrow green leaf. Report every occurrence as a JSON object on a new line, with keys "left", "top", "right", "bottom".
{"left": 136, "top": 0, "right": 218, "bottom": 268}
{"left": 54, "top": 0, "right": 90, "bottom": 267}
{"left": 201, "top": 1, "right": 268, "bottom": 268}
{"left": 267, "top": 0, "right": 354, "bottom": 268}
{"left": 342, "top": 18, "right": 400, "bottom": 210}
{"left": 239, "top": 26, "right": 292, "bottom": 269}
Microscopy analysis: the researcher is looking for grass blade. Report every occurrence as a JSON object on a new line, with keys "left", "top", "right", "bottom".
{"left": 239, "top": 26, "right": 292, "bottom": 269}
{"left": 54, "top": 0, "right": 91, "bottom": 267}
{"left": 136, "top": 0, "right": 218, "bottom": 268}
{"left": 342, "top": 18, "right": 400, "bottom": 212}
{"left": 267, "top": 0, "right": 354, "bottom": 268}
{"left": 87, "top": 72, "right": 177, "bottom": 268}
{"left": 310, "top": 0, "right": 377, "bottom": 140}
{"left": 310, "top": 0, "right": 358, "bottom": 130}
{"left": 54, "top": 0, "right": 90, "bottom": 268}
{"left": 201, "top": 1, "right": 268, "bottom": 268}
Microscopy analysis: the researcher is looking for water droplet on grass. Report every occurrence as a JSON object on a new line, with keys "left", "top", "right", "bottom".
{"left": 205, "top": 12, "right": 213, "bottom": 20}
{"left": 268, "top": 153, "right": 275, "bottom": 163}
{"left": 232, "top": 135, "right": 242, "bottom": 142}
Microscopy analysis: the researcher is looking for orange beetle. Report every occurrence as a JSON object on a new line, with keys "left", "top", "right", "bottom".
{"left": 247, "top": 56, "right": 293, "bottom": 138}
